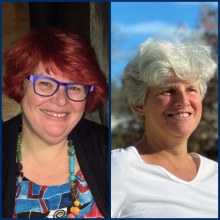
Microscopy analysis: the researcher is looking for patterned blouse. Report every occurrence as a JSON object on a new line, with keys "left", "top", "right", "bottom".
{"left": 14, "top": 169, "right": 104, "bottom": 218}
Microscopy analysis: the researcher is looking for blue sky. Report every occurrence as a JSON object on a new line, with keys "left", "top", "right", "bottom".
{"left": 111, "top": 2, "right": 218, "bottom": 84}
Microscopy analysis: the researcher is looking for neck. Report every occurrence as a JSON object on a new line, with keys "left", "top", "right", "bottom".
{"left": 21, "top": 118, "right": 69, "bottom": 165}
{"left": 135, "top": 132, "right": 201, "bottom": 182}
{"left": 136, "top": 131, "right": 190, "bottom": 166}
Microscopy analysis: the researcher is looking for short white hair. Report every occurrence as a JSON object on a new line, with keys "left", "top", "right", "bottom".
{"left": 124, "top": 38, "right": 217, "bottom": 112}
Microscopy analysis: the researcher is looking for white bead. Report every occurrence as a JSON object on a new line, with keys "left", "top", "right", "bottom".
{"left": 17, "top": 176, "right": 23, "bottom": 184}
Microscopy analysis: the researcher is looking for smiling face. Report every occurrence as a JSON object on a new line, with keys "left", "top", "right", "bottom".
{"left": 134, "top": 77, "right": 202, "bottom": 140}
{"left": 21, "top": 63, "right": 86, "bottom": 145}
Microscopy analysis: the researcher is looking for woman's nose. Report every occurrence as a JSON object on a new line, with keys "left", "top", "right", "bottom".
{"left": 174, "top": 92, "right": 190, "bottom": 107}
{"left": 51, "top": 86, "right": 68, "bottom": 106}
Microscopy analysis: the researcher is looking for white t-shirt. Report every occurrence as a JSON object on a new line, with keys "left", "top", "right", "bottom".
{"left": 111, "top": 147, "right": 218, "bottom": 218}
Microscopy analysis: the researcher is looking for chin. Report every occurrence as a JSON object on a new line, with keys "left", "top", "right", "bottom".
{"left": 167, "top": 123, "right": 196, "bottom": 138}
{"left": 42, "top": 133, "right": 67, "bottom": 145}
{"left": 171, "top": 129, "right": 194, "bottom": 138}
{"left": 42, "top": 126, "right": 69, "bottom": 140}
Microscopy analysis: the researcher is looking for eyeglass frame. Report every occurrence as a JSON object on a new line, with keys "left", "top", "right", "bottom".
{"left": 26, "top": 75, "right": 94, "bottom": 102}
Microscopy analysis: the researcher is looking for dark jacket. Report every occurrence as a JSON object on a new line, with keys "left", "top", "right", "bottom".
{"left": 2, "top": 114, "right": 109, "bottom": 218}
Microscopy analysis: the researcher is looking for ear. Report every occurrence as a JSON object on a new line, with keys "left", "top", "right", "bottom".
{"left": 132, "top": 104, "right": 145, "bottom": 116}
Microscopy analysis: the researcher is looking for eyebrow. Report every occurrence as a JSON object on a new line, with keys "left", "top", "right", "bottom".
{"left": 33, "top": 73, "right": 45, "bottom": 76}
{"left": 153, "top": 83, "right": 199, "bottom": 94}
{"left": 162, "top": 83, "right": 198, "bottom": 89}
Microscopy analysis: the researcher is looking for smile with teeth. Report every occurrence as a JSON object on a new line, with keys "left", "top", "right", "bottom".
{"left": 168, "top": 113, "right": 191, "bottom": 118}
{"left": 41, "top": 109, "right": 68, "bottom": 117}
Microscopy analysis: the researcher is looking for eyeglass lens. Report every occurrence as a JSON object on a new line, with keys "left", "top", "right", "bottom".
{"left": 34, "top": 78, "right": 89, "bottom": 101}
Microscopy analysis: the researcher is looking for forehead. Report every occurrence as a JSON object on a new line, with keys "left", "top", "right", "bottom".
{"left": 33, "top": 62, "right": 72, "bottom": 83}
{"left": 34, "top": 62, "right": 60, "bottom": 75}
{"left": 155, "top": 78, "right": 199, "bottom": 89}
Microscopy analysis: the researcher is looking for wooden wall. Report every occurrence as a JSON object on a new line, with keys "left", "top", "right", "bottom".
{"left": 2, "top": 2, "right": 30, "bottom": 122}
{"left": 90, "top": 2, "right": 109, "bottom": 126}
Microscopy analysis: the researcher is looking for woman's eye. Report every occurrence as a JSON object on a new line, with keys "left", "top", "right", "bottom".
{"left": 69, "top": 86, "right": 80, "bottom": 91}
{"left": 162, "top": 90, "right": 172, "bottom": 95}
{"left": 40, "top": 82, "right": 51, "bottom": 86}
{"left": 188, "top": 88, "right": 197, "bottom": 93}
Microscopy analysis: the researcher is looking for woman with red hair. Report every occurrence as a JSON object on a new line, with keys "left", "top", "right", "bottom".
{"left": 2, "top": 27, "right": 109, "bottom": 218}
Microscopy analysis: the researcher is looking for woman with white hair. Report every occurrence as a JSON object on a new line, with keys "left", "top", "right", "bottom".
{"left": 111, "top": 39, "right": 218, "bottom": 218}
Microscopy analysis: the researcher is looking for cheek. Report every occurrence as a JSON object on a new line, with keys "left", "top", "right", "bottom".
{"left": 144, "top": 97, "right": 169, "bottom": 117}
{"left": 154, "top": 97, "right": 171, "bottom": 110}
{"left": 21, "top": 91, "right": 47, "bottom": 112}
{"left": 21, "top": 91, "right": 33, "bottom": 111}
{"left": 69, "top": 101, "right": 86, "bottom": 112}
{"left": 190, "top": 97, "right": 202, "bottom": 112}
{"left": 21, "top": 84, "right": 35, "bottom": 107}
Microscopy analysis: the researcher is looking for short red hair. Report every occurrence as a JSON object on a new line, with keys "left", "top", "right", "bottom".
{"left": 3, "top": 27, "right": 108, "bottom": 113}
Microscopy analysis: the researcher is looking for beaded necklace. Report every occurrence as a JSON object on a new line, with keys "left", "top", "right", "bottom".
{"left": 16, "top": 133, "right": 81, "bottom": 218}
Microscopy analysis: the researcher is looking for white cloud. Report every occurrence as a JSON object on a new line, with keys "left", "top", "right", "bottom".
{"left": 174, "top": 2, "right": 218, "bottom": 5}
{"left": 117, "top": 21, "right": 173, "bottom": 34}
{"left": 114, "top": 21, "right": 192, "bottom": 43}
{"left": 173, "top": 2, "right": 218, "bottom": 7}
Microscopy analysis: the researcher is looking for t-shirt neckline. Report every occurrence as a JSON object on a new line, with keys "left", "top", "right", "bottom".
{"left": 129, "top": 146, "right": 204, "bottom": 185}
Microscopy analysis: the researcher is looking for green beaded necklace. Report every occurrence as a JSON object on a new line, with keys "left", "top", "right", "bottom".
{"left": 16, "top": 133, "right": 81, "bottom": 218}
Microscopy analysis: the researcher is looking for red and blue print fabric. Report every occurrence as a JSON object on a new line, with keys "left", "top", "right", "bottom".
{"left": 14, "top": 169, "right": 103, "bottom": 218}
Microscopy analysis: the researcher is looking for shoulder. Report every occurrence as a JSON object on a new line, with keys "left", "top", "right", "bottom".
{"left": 200, "top": 155, "right": 218, "bottom": 172}
{"left": 112, "top": 146, "right": 137, "bottom": 163}
{"left": 191, "top": 153, "right": 217, "bottom": 166}
{"left": 77, "top": 118, "right": 108, "bottom": 149}
{"left": 72, "top": 118, "right": 109, "bottom": 157}
{"left": 2, "top": 114, "right": 22, "bottom": 146}
{"left": 111, "top": 147, "right": 138, "bottom": 176}
{"left": 111, "top": 147, "right": 137, "bottom": 217}
{"left": 192, "top": 153, "right": 218, "bottom": 182}
{"left": 77, "top": 118, "right": 108, "bottom": 138}
{"left": 2, "top": 114, "right": 22, "bottom": 134}
{"left": 194, "top": 153, "right": 218, "bottom": 169}
{"left": 2, "top": 114, "right": 22, "bottom": 149}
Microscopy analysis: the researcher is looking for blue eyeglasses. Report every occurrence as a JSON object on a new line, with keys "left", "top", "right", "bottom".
{"left": 26, "top": 75, "right": 94, "bottom": 102}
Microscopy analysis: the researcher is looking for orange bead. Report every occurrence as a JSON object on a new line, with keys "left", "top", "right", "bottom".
{"left": 72, "top": 194, "right": 79, "bottom": 200}
{"left": 74, "top": 200, "right": 80, "bottom": 207}
{"left": 70, "top": 207, "right": 80, "bottom": 216}
{"left": 67, "top": 214, "right": 75, "bottom": 218}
